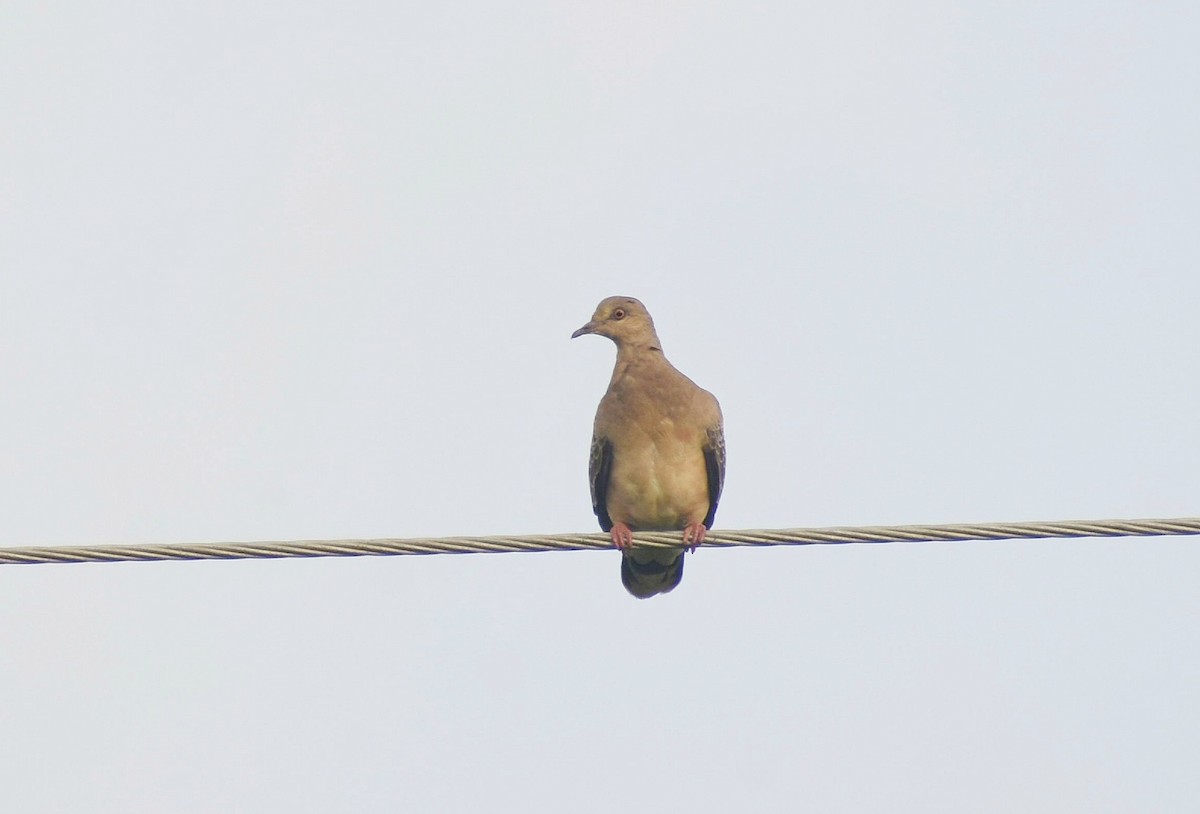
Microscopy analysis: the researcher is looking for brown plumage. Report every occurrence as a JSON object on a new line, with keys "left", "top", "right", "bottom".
{"left": 571, "top": 296, "right": 725, "bottom": 598}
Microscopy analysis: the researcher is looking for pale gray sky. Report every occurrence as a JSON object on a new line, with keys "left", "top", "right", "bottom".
{"left": 2, "top": 3, "right": 1199, "bottom": 812}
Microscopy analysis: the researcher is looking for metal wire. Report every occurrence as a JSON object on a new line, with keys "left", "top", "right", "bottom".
{"left": 1, "top": 517, "right": 1197, "bottom": 566}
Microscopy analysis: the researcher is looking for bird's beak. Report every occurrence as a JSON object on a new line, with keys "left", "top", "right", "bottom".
{"left": 571, "top": 320, "right": 600, "bottom": 339}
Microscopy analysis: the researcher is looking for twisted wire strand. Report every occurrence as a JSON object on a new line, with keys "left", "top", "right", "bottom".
{"left": 1, "top": 517, "right": 1197, "bottom": 566}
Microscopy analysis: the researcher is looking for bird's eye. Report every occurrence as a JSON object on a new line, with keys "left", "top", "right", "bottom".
{"left": 612, "top": 308, "right": 626, "bottom": 320}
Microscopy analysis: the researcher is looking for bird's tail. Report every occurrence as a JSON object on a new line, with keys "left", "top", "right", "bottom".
{"left": 621, "top": 548, "right": 685, "bottom": 599}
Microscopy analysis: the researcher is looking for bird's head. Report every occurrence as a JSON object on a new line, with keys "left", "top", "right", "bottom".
{"left": 571, "top": 296, "right": 660, "bottom": 349}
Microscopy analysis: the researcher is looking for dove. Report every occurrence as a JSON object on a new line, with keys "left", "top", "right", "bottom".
{"left": 572, "top": 296, "right": 725, "bottom": 598}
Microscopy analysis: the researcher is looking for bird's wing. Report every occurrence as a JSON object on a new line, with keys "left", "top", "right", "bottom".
{"left": 588, "top": 433, "right": 614, "bottom": 532}
{"left": 702, "top": 423, "right": 726, "bottom": 529}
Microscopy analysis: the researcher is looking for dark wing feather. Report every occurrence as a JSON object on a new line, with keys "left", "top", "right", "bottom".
{"left": 588, "top": 435, "right": 614, "bottom": 532}
{"left": 702, "top": 425, "right": 725, "bottom": 529}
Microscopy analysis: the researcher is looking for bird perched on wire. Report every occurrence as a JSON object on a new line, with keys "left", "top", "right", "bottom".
{"left": 571, "top": 296, "right": 725, "bottom": 598}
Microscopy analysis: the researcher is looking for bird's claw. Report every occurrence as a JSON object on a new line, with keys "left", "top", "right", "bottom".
{"left": 682, "top": 523, "right": 708, "bottom": 553}
{"left": 610, "top": 523, "right": 634, "bottom": 551}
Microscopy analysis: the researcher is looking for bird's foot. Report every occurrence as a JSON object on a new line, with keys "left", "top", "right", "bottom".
{"left": 610, "top": 523, "right": 634, "bottom": 551}
{"left": 682, "top": 523, "right": 708, "bottom": 553}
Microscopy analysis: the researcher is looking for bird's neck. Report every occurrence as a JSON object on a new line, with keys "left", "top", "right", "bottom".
{"left": 610, "top": 339, "right": 668, "bottom": 386}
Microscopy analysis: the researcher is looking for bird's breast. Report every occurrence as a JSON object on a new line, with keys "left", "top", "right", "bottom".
{"left": 604, "top": 426, "right": 710, "bottom": 531}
